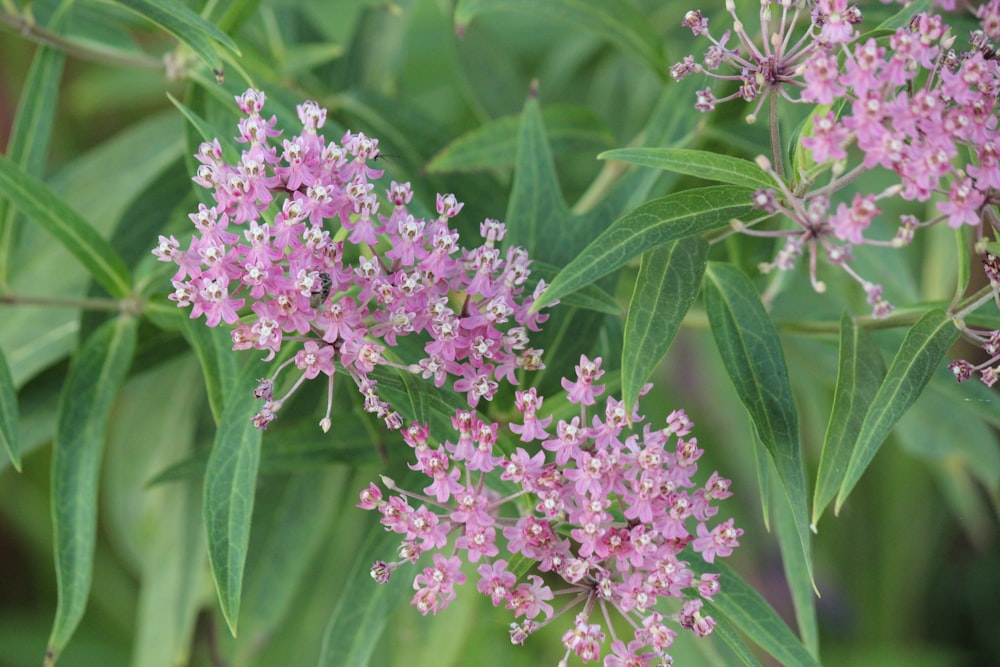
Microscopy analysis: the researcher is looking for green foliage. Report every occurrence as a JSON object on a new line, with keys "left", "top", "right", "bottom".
{"left": 48, "top": 316, "right": 138, "bottom": 665}
{"left": 0, "top": 1, "right": 997, "bottom": 666}
{"left": 703, "top": 263, "right": 814, "bottom": 591}
{"left": 622, "top": 237, "right": 707, "bottom": 413}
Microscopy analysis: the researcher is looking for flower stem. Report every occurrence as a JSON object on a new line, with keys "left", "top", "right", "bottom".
{"left": 0, "top": 9, "right": 163, "bottom": 70}
{"left": 0, "top": 292, "right": 134, "bottom": 312}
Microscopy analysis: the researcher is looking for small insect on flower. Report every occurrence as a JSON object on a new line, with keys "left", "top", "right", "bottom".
{"left": 310, "top": 271, "right": 333, "bottom": 309}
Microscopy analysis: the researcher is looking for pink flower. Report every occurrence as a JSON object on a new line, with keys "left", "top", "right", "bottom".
{"left": 294, "top": 340, "right": 334, "bottom": 379}
{"left": 938, "top": 177, "right": 985, "bottom": 228}
{"left": 801, "top": 112, "right": 850, "bottom": 163}
{"left": 692, "top": 518, "right": 743, "bottom": 563}
{"left": 477, "top": 560, "right": 516, "bottom": 605}
{"left": 561, "top": 355, "right": 606, "bottom": 405}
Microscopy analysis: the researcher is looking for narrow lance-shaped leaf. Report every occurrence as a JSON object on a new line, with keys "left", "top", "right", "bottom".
{"left": 835, "top": 309, "right": 959, "bottom": 512}
{"left": 707, "top": 614, "right": 763, "bottom": 667}
{"left": 869, "top": 0, "right": 933, "bottom": 33}
{"left": 812, "top": 313, "right": 885, "bottom": 526}
{"left": 235, "top": 469, "right": 345, "bottom": 662}
{"left": 531, "top": 260, "right": 621, "bottom": 316}
{"left": 503, "top": 94, "right": 613, "bottom": 395}
{"left": 599, "top": 148, "right": 776, "bottom": 191}
{"left": 0, "top": 346, "right": 20, "bottom": 471}
{"left": 203, "top": 355, "right": 269, "bottom": 636}
{"left": 427, "top": 105, "right": 612, "bottom": 174}
{"left": 774, "top": 479, "right": 819, "bottom": 658}
{"left": 46, "top": 316, "right": 139, "bottom": 666}
{"left": 0, "top": 155, "right": 132, "bottom": 298}
{"left": 688, "top": 559, "right": 822, "bottom": 667}
{"left": 317, "top": 524, "right": 414, "bottom": 667}
{"left": 167, "top": 93, "right": 240, "bottom": 163}
{"left": 703, "top": 262, "right": 814, "bottom": 590}
{"left": 0, "top": 1, "right": 68, "bottom": 284}
{"left": 504, "top": 96, "right": 570, "bottom": 255}
{"left": 454, "top": 0, "right": 668, "bottom": 79}
{"left": 181, "top": 318, "right": 238, "bottom": 425}
{"left": 622, "top": 237, "right": 708, "bottom": 412}
{"left": 113, "top": 0, "right": 241, "bottom": 75}
{"left": 536, "top": 186, "right": 761, "bottom": 309}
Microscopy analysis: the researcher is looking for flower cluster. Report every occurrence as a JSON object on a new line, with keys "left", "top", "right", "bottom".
{"left": 153, "top": 89, "right": 549, "bottom": 430}
{"left": 359, "top": 356, "right": 740, "bottom": 666}
{"left": 676, "top": 3, "right": 1000, "bottom": 384}
{"left": 949, "top": 252, "right": 1000, "bottom": 387}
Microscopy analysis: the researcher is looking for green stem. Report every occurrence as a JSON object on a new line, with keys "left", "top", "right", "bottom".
{"left": 0, "top": 292, "right": 137, "bottom": 313}
{"left": 769, "top": 91, "right": 785, "bottom": 179}
{"left": 0, "top": 9, "right": 163, "bottom": 70}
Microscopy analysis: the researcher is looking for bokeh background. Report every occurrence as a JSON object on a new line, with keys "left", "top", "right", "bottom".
{"left": 1, "top": 1, "right": 999, "bottom": 665}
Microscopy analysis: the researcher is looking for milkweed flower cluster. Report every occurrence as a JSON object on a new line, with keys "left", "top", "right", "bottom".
{"left": 359, "top": 356, "right": 741, "bottom": 666}
{"left": 152, "top": 89, "right": 550, "bottom": 431}
{"left": 675, "top": 2, "right": 1000, "bottom": 382}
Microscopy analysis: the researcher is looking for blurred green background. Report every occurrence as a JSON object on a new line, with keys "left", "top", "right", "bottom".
{"left": 1, "top": 1, "right": 999, "bottom": 666}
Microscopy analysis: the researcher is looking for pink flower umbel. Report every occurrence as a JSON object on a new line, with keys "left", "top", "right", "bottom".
{"left": 359, "top": 370, "right": 740, "bottom": 665}
{"left": 154, "top": 89, "right": 551, "bottom": 431}
{"left": 675, "top": 5, "right": 1000, "bottom": 321}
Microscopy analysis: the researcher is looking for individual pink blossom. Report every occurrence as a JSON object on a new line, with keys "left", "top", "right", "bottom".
{"left": 692, "top": 518, "right": 743, "bottom": 563}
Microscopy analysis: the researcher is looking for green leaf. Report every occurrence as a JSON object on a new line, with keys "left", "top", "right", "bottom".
{"left": 316, "top": 525, "right": 414, "bottom": 667}
{"left": 375, "top": 364, "right": 470, "bottom": 444}
{"left": 774, "top": 481, "right": 819, "bottom": 658}
{"left": 689, "top": 559, "right": 821, "bottom": 667}
{"left": 113, "top": 0, "right": 240, "bottom": 75}
{"left": 131, "top": 474, "right": 205, "bottom": 667}
{"left": 503, "top": 94, "right": 614, "bottom": 395}
{"left": 869, "top": 0, "right": 933, "bottom": 33}
{"left": 537, "top": 186, "right": 761, "bottom": 309}
{"left": 203, "top": 356, "right": 268, "bottom": 636}
{"left": 210, "top": 0, "right": 262, "bottom": 34}
{"left": 0, "top": 155, "right": 132, "bottom": 298}
{"left": 166, "top": 92, "right": 240, "bottom": 163}
{"left": 426, "top": 105, "right": 612, "bottom": 173}
{"left": 147, "top": 439, "right": 379, "bottom": 486}
{"left": 812, "top": 313, "right": 885, "bottom": 526}
{"left": 181, "top": 318, "right": 238, "bottom": 425}
{"left": 835, "top": 309, "right": 960, "bottom": 512}
{"left": 454, "top": 0, "right": 667, "bottom": 79}
{"left": 703, "top": 262, "right": 814, "bottom": 589}
{"left": 234, "top": 468, "right": 346, "bottom": 663}
{"left": 751, "top": 431, "right": 772, "bottom": 530}
{"left": 0, "top": 7, "right": 66, "bottom": 285}
{"left": 622, "top": 237, "right": 708, "bottom": 412}
{"left": 599, "top": 148, "right": 776, "bottom": 191}
{"left": 504, "top": 96, "right": 571, "bottom": 254}
{"left": 100, "top": 360, "right": 205, "bottom": 667}
{"left": 531, "top": 260, "right": 621, "bottom": 316}
{"left": 46, "top": 316, "right": 138, "bottom": 666}
{"left": 708, "top": 614, "right": 763, "bottom": 667}
{"left": 0, "top": 346, "right": 20, "bottom": 471}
